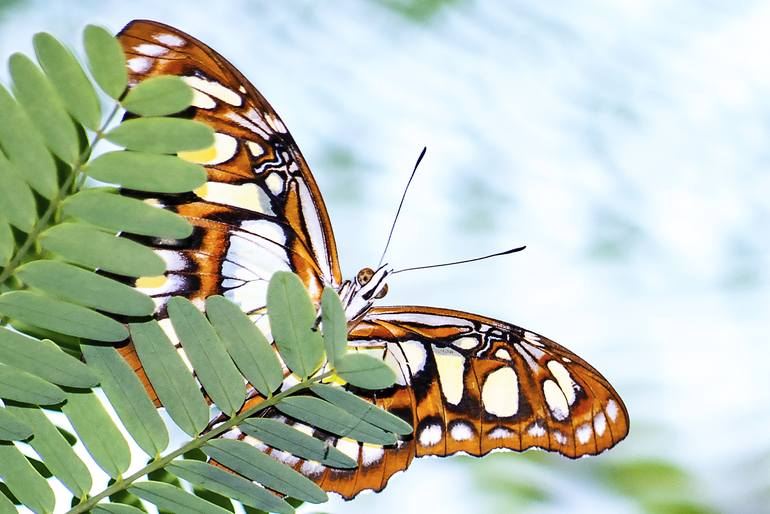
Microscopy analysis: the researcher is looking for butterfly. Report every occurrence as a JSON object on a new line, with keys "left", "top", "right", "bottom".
{"left": 117, "top": 19, "right": 629, "bottom": 499}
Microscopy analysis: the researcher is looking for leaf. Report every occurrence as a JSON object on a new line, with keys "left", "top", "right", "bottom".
{"left": 0, "top": 217, "right": 12, "bottom": 267}
{"left": 334, "top": 353, "right": 396, "bottom": 390}
{"left": 16, "top": 260, "right": 155, "bottom": 316}
{"left": 0, "top": 407, "right": 32, "bottom": 441}
{"left": 276, "top": 396, "right": 397, "bottom": 445}
{"left": 0, "top": 492, "right": 16, "bottom": 514}
{"left": 0, "top": 84, "right": 57, "bottom": 199}
{"left": 0, "top": 291, "right": 128, "bottom": 342}
{"left": 63, "top": 189, "right": 193, "bottom": 239}
{"left": 0, "top": 153, "right": 36, "bottom": 232}
{"left": 167, "top": 297, "right": 245, "bottom": 416}
{"left": 33, "top": 31, "right": 101, "bottom": 130}
{"left": 82, "top": 344, "right": 169, "bottom": 457}
{"left": 204, "top": 439, "right": 327, "bottom": 504}
{"left": 311, "top": 383, "right": 412, "bottom": 435}
{"left": 122, "top": 76, "right": 193, "bottom": 116}
{"left": 321, "top": 287, "right": 347, "bottom": 365}
{"left": 92, "top": 504, "right": 147, "bottom": 514}
{"left": 106, "top": 118, "right": 214, "bottom": 154}
{"left": 40, "top": 222, "right": 166, "bottom": 277}
{"left": 9, "top": 52, "right": 79, "bottom": 163}
{"left": 130, "top": 481, "right": 233, "bottom": 514}
{"left": 168, "top": 460, "right": 294, "bottom": 514}
{"left": 61, "top": 389, "right": 131, "bottom": 478}
{"left": 83, "top": 24, "right": 128, "bottom": 99}
{"left": 0, "top": 442, "right": 55, "bottom": 514}
{"left": 85, "top": 151, "right": 207, "bottom": 193}
{"left": 205, "top": 295, "right": 283, "bottom": 397}
{"left": 129, "top": 321, "right": 209, "bottom": 436}
{"left": 0, "top": 327, "right": 98, "bottom": 387}
{"left": 267, "top": 272, "right": 324, "bottom": 378}
{"left": 0, "top": 364, "right": 65, "bottom": 405}
{"left": 240, "top": 418, "right": 356, "bottom": 468}
{"left": 4, "top": 404, "right": 91, "bottom": 497}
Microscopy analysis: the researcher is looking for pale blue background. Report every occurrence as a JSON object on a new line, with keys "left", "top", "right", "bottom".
{"left": 1, "top": 1, "right": 768, "bottom": 513}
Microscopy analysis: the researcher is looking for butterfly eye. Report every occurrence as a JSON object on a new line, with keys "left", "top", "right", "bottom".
{"left": 374, "top": 283, "right": 388, "bottom": 299}
{"left": 356, "top": 267, "right": 374, "bottom": 286}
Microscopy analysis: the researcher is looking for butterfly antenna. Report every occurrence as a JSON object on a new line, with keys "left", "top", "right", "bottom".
{"left": 392, "top": 245, "right": 526, "bottom": 275}
{"left": 377, "top": 146, "right": 427, "bottom": 268}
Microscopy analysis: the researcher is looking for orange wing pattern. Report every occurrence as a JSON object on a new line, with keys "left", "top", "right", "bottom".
{"left": 229, "top": 306, "right": 628, "bottom": 498}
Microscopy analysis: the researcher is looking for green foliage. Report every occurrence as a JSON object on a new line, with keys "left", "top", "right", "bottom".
{"left": 0, "top": 22, "right": 410, "bottom": 514}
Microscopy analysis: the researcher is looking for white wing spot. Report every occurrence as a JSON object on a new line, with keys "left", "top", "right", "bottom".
{"left": 554, "top": 430, "right": 567, "bottom": 445}
{"left": 494, "top": 348, "right": 512, "bottom": 361}
{"left": 418, "top": 424, "right": 442, "bottom": 447}
{"left": 182, "top": 76, "right": 243, "bottom": 106}
{"left": 593, "top": 412, "right": 607, "bottom": 437}
{"left": 606, "top": 400, "right": 619, "bottom": 422}
{"left": 190, "top": 89, "right": 216, "bottom": 109}
{"left": 450, "top": 422, "right": 473, "bottom": 441}
{"left": 134, "top": 43, "right": 168, "bottom": 56}
{"left": 265, "top": 112, "right": 287, "bottom": 133}
{"left": 127, "top": 57, "right": 152, "bottom": 73}
{"left": 335, "top": 438, "right": 360, "bottom": 461}
{"left": 452, "top": 336, "right": 480, "bottom": 350}
{"left": 547, "top": 360, "right": 577, "bottom": 405}
{"left": 300, "top": 460, "right": 325, "bottom": 478}
{"left": 246, "top": 141, "right": 265, "bottom": 158}
{"left": 543, "top": 379, "right": 570, "bottom": 421}
{"left": 576, "top": 424, "right": 593, "bottom": 444}
{"left": 196, "top": 181, "right": 273, "bottom": 215}
{"left": 361, "top": 444, "right": 385, "bottom": 466}
{"left": 265, "top": 173, "right": 284, "bottom": 195}
{"left": 527, "top": 422, "right": 546, "bottom": 437}
{"left": 481, "top": 367, "right": 519, "bottom": 417}
{"left": 524, "top": 331, "right": 542, "bottom": 346}
{"left": 153, "top": 33, "right": 185, "bottom": 47}
{"left": 242, "top": 435, "right": 268, "bottom": 452}
{"left": 434, "top": 347, "right": 465, "bottom": 406}
{"left": 488, "top": 427, "right": 513, "bottom": 440}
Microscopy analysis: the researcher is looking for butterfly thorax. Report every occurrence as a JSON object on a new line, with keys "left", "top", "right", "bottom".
{"left": 338, "top": 265, "right": 390, "bottom": 323}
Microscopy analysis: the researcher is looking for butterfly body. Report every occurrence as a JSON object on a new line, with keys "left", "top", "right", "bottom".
{"left": 118, "top": 19, "right": 629, "bottom": 499}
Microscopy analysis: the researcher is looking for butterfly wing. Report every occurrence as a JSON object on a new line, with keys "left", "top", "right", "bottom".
{"left": 240, "top": 305, "right": 628, "bottom": 499}
{"left": 116, "top": 20, "right": 340, "bottom": 397}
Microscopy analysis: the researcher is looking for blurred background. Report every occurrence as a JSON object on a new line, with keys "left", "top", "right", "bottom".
{"left": 1, "top": 0, "right": 769, "bottom": 513}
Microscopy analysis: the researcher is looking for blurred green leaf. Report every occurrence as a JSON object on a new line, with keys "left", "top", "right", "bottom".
{"left": 63, "top": 189, "right": 193, "bottom": 239}
{"left": 169, "top": 460, "right": 295, "bottom": 514}
{"left": 107, "top": 118, "right": 214, "bottom": 154}
{"left": 0, "top": 442, "right": 55, "bottom": 514}
{"left": 267, "top": 271, "right": 324, "bottom": 378}
{"left": 0, "top": 327, "right": 98, "bottom": 387}
{"left": 85, "top": 151, "right": 207, "bottom": 193}
{"left": 83, "top": 24, "right": 128, "bottom": 99}
{"left": 62, "top": 389, "right": 131, "bottom": 478}
{"left": 129, "top": 321, "right": 209, "bottom": 436}
{"left": 334, "top": 353, "right": 396, "bottom": 390}
{"left": 0, "top": 290, "right": 128, "bottom": 342}
{"left": 0, "top": 83, "right": 57, "bottom": 199}
{"left": 205, "top": 295, "right": 283, "bottom": 397}
{"left": 0, "top": 217, "right": 12, "bottom": 267}
{"left": 33, "top": 31, "right": 101, "bottom": 130}
{"left": 277, "top": 395, "right": 397, "bottom": 445}
{"left": 321, "top": 286, "right": 347, "bottom": 366}
{"left": 130, "top": 481, "right": 233, "bottom": 514}
{"left": 597, "top": 459, "right": 689, "bottom": 499}
{"left": 0, "top": 363, "right": 65, "bottom": 404}
{"left": 82, "top": 344, "right": 169, "bottom": 457}
{"left": 9, "top": 52, "right": 79, "bottom": 163}
{"left": 204, "top": 439, "right": 328, "bottom": 504}
{"left": 0, "top": 153, "right": 36, "bottom": 232}
{"left": 16, "top": 260, "right": 155, "bottom": 316}
{"left": 40, "top": 222, "right": 166, "bottom": 277}
{"left": 0, "top": 406, "right": 32, "bottom": 441}
{"left": 0, "top": 492, "right": 15, "bottom": 514}
{"left": 311, "top": 383, "right": 412, "bottom": 435}
{"left": 122, "top": 76, "right": 193, "bottom": 116}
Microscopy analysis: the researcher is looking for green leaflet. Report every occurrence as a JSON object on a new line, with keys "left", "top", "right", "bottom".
{"left": 91, "top": 504, "right": 147, "bottom": 514}
{"left": 205, "top": 295, "right": 283, "bottom": 397}
{"left": 0, "top": 442, "right": 55, "bottom": 514}
{"left": 129, "top": 321, "right": 209, "bottom": 437}
{"left": 0, "top": 153, "right": 35, "bottom": 232}
{"left": 321, "top": 286, "right": 348, "bottom": 366}
{"left": 276, "top": 395, "right": 397, "bottom": 445}
{"left": 0, "top": 491, "right": 15, "bottom": 514}
{"left": 0, "top": 327, "right": 98, "bottom": 387}
{"left": 0, "top": 407, "right": 32, "bottom": 441}
{"left": 121, "top": 76, "right": 194, "bottom": 116}
{"left": 83, "top": 25, "right": 128, "bottom": 99}
{"left": 62, "top": 389, "right": 131, "bottom": 479}
{"left": 40, "top": 222, "right": 166, "bottom": 278}
{"left": 106, "top": 118, "right": 214, "bottom": 154}
{"left": 167, "top": 297, "right": 245, "bottom": 417}
{"left": 85, "top": 151, "right": 207, "bottom": 193}
{"left": 33, "top": 31, "right": 101, "bottom": 130}
{"left": 0, "top": 217, "right": 12, "bottom": 267}
{"left": 16, "top": 260, "right": 155, "bottom": 316}
{"left": 129, "top": 481, "right": 233, "bottom": 514}
{"left": 311, "top": 383, "right": 412, "bottom": 435}
{"left": 334, "top": 352, "right": 397, "bottom": 390}
{"left": 82, "top": 344, "right": 169, "bottom": 457}
{"left": 63, "top": 189, "right": 193, "bottom": 239}
{"left": 168, "top": 460, "right": 294, "bottom": 514}
{"left": 204, "top": 439, "right": 327, "bottom": 504}
{"left": 0, "top": 364, "right": 65, "bottom": 405}
{"left": 4, "top": 405, "right": 91, "bottom": 497}
{"left": 0, "top": 83, "right": 57, "bottom": 199}
{"left": 267, "top": 272, "right": 324, "bottom": 378}
{"left": 0, "top": 291, "right": 128, "bottom": 342}
{"left": 9, "top": 52, "right": 79, "bottom": 163}
{"left": 240, "top": 418, "right": 357, "bottom": 468}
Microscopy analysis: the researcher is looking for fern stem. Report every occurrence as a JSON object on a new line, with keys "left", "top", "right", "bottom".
{"left": 0, "top": 103, "right": 121, "bottom": 288}
{"left": 65, "top": 372, "right": 333, "bottom": 514}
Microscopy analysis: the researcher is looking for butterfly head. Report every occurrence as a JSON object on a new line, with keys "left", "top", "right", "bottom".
{"left": 338, "top": 265, "right": 390, "bottom": 321}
